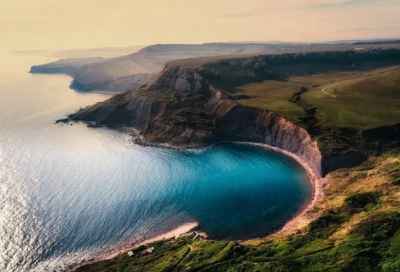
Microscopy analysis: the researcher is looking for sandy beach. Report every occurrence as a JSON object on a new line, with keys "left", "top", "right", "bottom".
{"left": 130, "top": 135, "right": 325, "bottom": 235}
{"left": 241, "top": 142, "right": 324, "bottom": 236}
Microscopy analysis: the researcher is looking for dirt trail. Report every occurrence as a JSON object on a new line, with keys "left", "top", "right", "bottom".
{"left": 322, "top": 84, "right": 337, "bottom": 98}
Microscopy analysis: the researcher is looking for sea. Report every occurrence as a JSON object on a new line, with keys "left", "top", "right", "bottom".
{"left": 0, "top": 53, "right": 312, "bottom": 271}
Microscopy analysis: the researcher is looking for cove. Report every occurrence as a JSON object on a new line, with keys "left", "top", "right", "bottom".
{"left": 0, "top": 53, "right": 312, "bottom": 272}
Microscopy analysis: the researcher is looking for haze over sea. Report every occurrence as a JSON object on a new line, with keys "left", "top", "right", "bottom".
{"left": 0, "top": 53, "right": 311, "bottom": 272}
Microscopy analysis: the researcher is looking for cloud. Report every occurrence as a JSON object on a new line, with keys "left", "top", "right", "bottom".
{"left": 1, "top": 15, "right": 43, "bottom": 20}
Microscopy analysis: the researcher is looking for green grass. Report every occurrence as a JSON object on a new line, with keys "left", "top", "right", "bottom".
{"left": 80, "top": 212, "right": 400, "bottom": 272}
{"left": 191, "top": 52, "right": 400, "bottom": 129}
{"left": 76, "top": 239, "right": 192, "bottom": 272}
{"left": 302, "top": 68, "right": 400, "bottom": 129}
{"left": 382, "top": 161, "right": 400, "bottom": 185}
{"left": 237, "top": 80, "right": 306, "bottom": 122}
{"left": 178, "top": 241, "right": 234, "bottom": 270}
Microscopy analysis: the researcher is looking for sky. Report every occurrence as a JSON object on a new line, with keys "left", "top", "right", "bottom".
{"left": 1, "top": 0, "right": 400, "bottom": 51}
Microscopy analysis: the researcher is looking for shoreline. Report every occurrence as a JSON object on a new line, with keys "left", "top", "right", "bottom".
{"left": 65, "top": 222, "right": 200, "bottom": 272}
{"left": 130, "top": 134, "right": 324, "bottom": 235}
{"left": 216, "top": 141, "right": 323, "bottom": 237}
{"left": 241, "top": 142, "right": 324, "bottom": 236}
{"left": 63, "top": 125, "right": 323, "bottom": 271}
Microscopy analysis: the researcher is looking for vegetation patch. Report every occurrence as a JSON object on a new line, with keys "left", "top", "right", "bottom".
{"left": 343, "top": 192, "right": 381, "bottom": 214}
{"left": 194, "top": 50, "right": 400, "bottom": 131}
{"left": 383, "top": 161, "right": 400, "bottom": 186}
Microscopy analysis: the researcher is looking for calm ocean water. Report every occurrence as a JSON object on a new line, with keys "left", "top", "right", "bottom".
{"left": 0, "top": 53, "right": 312, "bottom": 271}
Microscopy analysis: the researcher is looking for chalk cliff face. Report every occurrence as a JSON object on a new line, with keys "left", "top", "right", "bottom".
{"left": 72, "top": 65, "right": 373, "bottom": 177}
{"left": 213, "top": 106, "right": 322, "bottom": 176}
{"left": 69, "top": 74, "right": 154, "bottom": 93}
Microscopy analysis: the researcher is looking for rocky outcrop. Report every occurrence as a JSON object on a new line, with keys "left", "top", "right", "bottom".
{"left": 71, "top": 65, "right": 322, "bottom": 175}
{"left": 213, "top": 105, "right": 322, "bottom": 176}
{"left": 69, "top": 74, "right": 154, "bottom": 93}
{"left": 30, "top": 57, "right": 154, "bottom": 93}
{"left": 30, "top": 57, "right": 104, "bottom": 78}
{"left": 70, "top": 90, "right": 158, "bottom": 128}
{"left": 71, "top": 64, "right": 375, "bottom": 177}
{"left": 31, "top": 43, "right": 295, "bottom": 93}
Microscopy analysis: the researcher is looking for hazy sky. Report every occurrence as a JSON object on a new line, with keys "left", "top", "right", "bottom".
{"left": 1, "top": 0, "right": 400, "bottom": 51}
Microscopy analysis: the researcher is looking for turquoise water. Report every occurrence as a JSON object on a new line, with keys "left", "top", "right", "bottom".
{"left": 0, "top": 54, "right": 312, "bottom": 271}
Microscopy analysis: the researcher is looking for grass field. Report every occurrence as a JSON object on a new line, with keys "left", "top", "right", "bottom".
{"left": 233, "top": 67, "right": 400, "bottom": 129}
{"left": 193, "top": 53, "right": 400, "bottom": 130}
{"left": 303, "top": 68, "right": 400, "bottom": 129}
{"left": 235, "top": 71, "right": 372, "bottom": 122}
{"left": 237, "top": 80, "right": 307, "bottom": 121}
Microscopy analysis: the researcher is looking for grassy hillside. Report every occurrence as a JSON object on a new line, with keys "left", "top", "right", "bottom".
{"left": 234, "top": 67, "right": 400, "bottom": 129}
{"left": 77, "top": 154, "right": 400, "bottom": 272}
{"left": 189, "top": 50, "right": 400, "bottom": 130}
{"left": 238, "top": 80, "right": 307, "bottom": 121}
{"left": 302, "top": 68, "right": 400, "bottom": 129}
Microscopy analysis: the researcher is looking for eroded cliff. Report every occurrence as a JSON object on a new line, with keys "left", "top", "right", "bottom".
{"left": 72, "top": 60, "right": 400, "bottom": 177}
{"left": 70, "top": 65, "right": 328, "bottom": 176}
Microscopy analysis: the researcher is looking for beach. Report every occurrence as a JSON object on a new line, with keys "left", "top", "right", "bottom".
{"left": 65, "top": 222, "right": 200, "bottom": 272}
{"left": 132, "top": 134, "right": 324, "bottom": 236}
{"left": 129, "top": 134, "right": 324, "bottom": 235}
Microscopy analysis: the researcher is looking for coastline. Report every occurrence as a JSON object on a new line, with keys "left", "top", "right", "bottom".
{"left": 65, "top": 222, "right": 200, "bottom": 272}
{"left": 130, "top": 133, "right": 324, "bottom": 235}
{"left": 220, "top": 141, "right": 323, "bottom": 237}
{"left": 245, "top": 142, "right": 324, "bottom": 236}
{"left": 63, "top": 126, "right": 323, "bottom": 271}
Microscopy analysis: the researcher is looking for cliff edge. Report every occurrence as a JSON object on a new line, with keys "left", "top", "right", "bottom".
{"left": 70, "top": 50, "right": 400, "bottom": 177}
{"left": 71, "top": 64, "right": 322, "bottom": 176}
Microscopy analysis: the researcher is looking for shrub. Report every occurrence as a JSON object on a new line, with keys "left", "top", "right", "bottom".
{"left": 306, "top": 213, "right": 345, "bottom": 239}
{"left": 383, "top": 261, "right": 400, "bottom": 272}
{"left": 343, "top": 192, "right": 380, "bottom": 213}
{"left": 350, "top": 212, "right": 400, "bottom": 241}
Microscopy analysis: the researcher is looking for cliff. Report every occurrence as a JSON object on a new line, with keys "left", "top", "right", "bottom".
{"left": 71, "top": 45, "right": 400, "bottom": 176}
{"left": 30, "top": 57, "right": 104, "bottom": 78}
{"left": 30, "top": 43, "right": 293, "bottom": 93}
{"left": 69, "top": 49, "right": 400, "bottom": 272}
{"left": 71, "top": 65, "right": 328, "bottom": 176}
{"left": 69, "top": 74, "right": 154, "bottom": 93}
